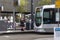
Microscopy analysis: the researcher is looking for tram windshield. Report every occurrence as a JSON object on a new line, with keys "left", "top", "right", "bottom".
{"left": 35, "top": 8, "right": 42, "bottom": 26}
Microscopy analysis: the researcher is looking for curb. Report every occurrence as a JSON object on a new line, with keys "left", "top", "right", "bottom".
{"left": 0, "top": 31, "right": 35, "bottom": 35}
{"left": 0, "top": 31, "right": 54, "bottom": 35}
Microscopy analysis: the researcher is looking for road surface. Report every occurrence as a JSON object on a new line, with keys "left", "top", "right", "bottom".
{"left": 0, "top": 34, "right": 53, "bottom": 40}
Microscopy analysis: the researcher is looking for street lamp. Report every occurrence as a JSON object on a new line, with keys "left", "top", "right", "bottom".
{"left": 31, "top": 0, "right": 34, "bottom": 29}
{"left": 13, "top": 7, "right": 16, "bottom": 30}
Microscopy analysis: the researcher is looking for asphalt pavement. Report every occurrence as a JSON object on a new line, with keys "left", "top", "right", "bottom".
{"left": 0, "top": 34, "right": 53, "bottom": 40}
{"left": 0, "top": 29, "right": 54, "bottom": 40}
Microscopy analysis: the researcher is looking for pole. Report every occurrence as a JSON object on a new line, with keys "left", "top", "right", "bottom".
{"left": 13, "top": 8, "right": 16, "bottom": 30}
{"left": 58, "top": 8, "right": 59, "bottom": 27}
{"left": 31, "top": 0, "right": 34, "bottom": 29}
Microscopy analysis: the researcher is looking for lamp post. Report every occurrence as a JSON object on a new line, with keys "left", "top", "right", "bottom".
{"left": 13, "top": 8, "right": 16, "bottom": 30}
{"left": 31, "top": 0, "right": 34, "bottom": 29}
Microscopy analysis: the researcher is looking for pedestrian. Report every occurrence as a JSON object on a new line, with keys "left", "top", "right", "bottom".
{"left": 20, "top": 19, "right": 25, "bottom": 31}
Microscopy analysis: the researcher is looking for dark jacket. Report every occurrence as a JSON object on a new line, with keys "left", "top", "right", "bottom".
{"left": 20, "top": 20, "right": 24, "bottom": 27}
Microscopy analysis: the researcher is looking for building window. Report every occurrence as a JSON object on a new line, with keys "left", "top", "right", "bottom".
{"left": 0, "top": 6, "right": 4, "bottom": 11}
{"left": 0, "top": 7, "right": 1, "bottom": 11}
{"left": 14, "top": 0, "right": 18, "bottom": 6}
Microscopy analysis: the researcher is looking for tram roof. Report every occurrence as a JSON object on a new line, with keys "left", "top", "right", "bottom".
{"left": 43, "top": 4, "right": 55, "bottom": 9}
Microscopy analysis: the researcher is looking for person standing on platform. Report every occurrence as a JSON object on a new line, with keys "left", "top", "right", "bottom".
{"left": 20, "top": 18, "right": 25, "bottom": 31}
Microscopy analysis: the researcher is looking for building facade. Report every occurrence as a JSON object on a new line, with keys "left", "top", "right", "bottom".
{"left": 0, "top": 0, "right": 55, "bottom": 12}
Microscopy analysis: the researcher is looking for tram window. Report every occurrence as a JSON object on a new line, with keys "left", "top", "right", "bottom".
{"left": 56, "top": 12, "right": 59, "bottom": 21}
{"left": 43, "top": 8, "right": 56, "bottom": 24}
{"left": 55, "top": 8, "right": 60, "bottom": 23}
{"left": 35, "top": 17, "right": 42, "bottom": 26}
{"left": 36, "top": 12, "right": 40, "bottom": 17}
{"left": 35, "top": 10, "right": 42, "bottom": 26}
{"left": 43, "top": 8, "right": 60, "bottom": 24}
{"left": 44, "top": 12, "right": 49, "bottom": 18}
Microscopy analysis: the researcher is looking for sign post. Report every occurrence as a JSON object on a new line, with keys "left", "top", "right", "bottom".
{"left": 54, "top": 1, "right": 60, "bottom": 40}
{"left": 55, "top": 0, "right": 60, "bottom": 27}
